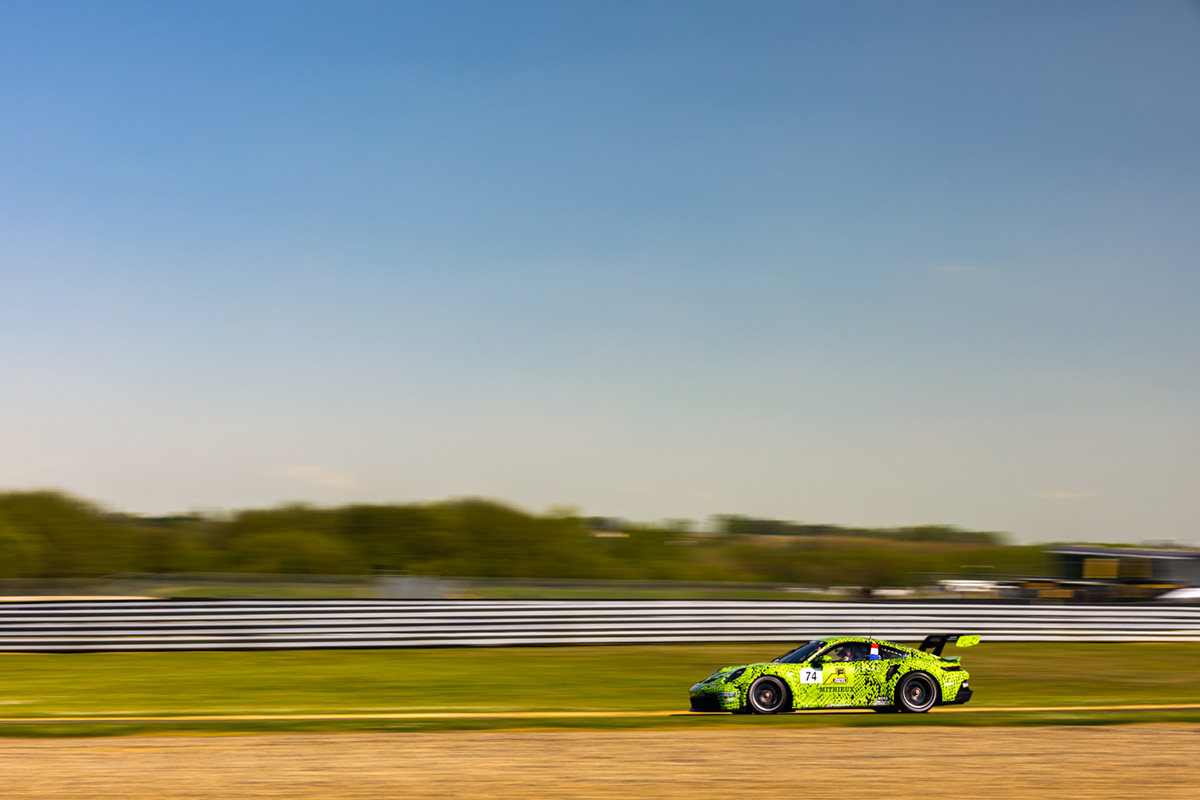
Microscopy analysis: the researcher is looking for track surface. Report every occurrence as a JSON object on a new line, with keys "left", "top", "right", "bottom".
{"left": 0, "top": 702, "right": 1196, "bottom": 723}
{"left": 1, "top": 725, "right": 1195, "bottom": 798}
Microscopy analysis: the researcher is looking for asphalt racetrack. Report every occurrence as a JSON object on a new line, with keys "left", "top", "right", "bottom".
{"left": 1, "top": 725, "right": 1195, "bottom": 799}
{"left": 0, "top": 702, "right": 1197, "bottom": 724}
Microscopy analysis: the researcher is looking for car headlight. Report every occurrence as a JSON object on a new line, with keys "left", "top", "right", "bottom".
{"left": 725, "top": 668, "right": 746, "bottom": 682}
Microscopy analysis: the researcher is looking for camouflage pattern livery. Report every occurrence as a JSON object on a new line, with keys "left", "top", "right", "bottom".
{"left": 688, "top": 635, "right": 976, "bottom": 714}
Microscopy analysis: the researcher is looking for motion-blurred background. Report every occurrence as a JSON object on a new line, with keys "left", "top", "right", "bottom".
{"left": 4, "top": 2, "right": 1199, "bottom": 557}
{"left": 2, "top": 489, "right": 1198, "bottom": 602}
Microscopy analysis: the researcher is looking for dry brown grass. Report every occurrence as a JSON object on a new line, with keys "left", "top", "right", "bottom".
{"left": 0, "top": 725, "right": 1194, "bottom": 798}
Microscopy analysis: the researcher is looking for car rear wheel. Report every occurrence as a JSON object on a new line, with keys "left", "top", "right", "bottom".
{"left": 748, "top": 676, "right": 789, "bottom": 714}
{"left": 896, "top": 672, "right": 938, "bottom": 713}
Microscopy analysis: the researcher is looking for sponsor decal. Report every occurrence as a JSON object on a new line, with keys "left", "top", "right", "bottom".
{"left": 723, "top": 691, "right": 739, "bottom": 698}
{"left": 873, "top": 698, "right": 890, "bottom": 706}
{"left": 825, "top": 667, "right": 848, "bottom": 685}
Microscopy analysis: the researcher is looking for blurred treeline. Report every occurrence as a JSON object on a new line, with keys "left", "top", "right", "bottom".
{"left": 0, "top": 490, "right": 1046, "bottom": 587}
{"left": 713, "top": 515, "right": 1001, "bottom": 544}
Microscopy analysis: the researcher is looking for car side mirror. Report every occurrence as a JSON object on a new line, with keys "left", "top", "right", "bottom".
{"left": 810, "top": 657, "right": 824, "bottom": 667}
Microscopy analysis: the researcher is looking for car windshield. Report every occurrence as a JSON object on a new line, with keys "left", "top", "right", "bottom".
{"left": 772, "top": 641, "right": 826, "bottom": 664}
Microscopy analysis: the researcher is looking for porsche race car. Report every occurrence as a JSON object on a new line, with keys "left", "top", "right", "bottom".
{"left": 689, "top": 634, "right": 978, "bottom": 714}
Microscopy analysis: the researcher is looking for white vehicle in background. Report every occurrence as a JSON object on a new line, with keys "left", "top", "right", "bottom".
{"left": 938, "top": 579, "right": 1003, "bottom": 594}
{"left": 1155, "top": 587, "right": 1200, "bottom": 602}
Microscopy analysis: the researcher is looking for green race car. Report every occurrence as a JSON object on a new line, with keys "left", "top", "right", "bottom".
{"left": 689, "top": 634, "right": 978, "bottom": 714}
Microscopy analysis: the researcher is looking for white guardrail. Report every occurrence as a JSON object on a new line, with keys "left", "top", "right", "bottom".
{"left": 0, "top": 600, "right": 1198, "bottom": 651}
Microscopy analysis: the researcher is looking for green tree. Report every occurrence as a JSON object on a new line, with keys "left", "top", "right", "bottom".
{"left": 0, "top": 491, "right": 147, "bottom": 577}
{"left": 229, "top": 530, "right": 367, "bottom": 575}
{"left": 0, "top": 511, "right": 44, "bottom": 578}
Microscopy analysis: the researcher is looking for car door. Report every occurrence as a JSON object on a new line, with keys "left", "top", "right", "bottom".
{"left": 815, "top": 642, "right": 871, "bottom": 706}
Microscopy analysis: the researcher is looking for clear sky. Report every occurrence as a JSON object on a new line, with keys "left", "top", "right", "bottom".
{"left": 2, "top": 1, "right": 1198, "bottom": 544}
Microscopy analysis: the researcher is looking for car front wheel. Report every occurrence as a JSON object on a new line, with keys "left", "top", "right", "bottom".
{"left": 896, "top": 672, "right": 938, "bottom": 713}
{"left": 748, "top": 676, "right": 789, "bottom": 714}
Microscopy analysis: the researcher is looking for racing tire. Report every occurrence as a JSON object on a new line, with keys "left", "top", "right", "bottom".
{"left": 896, "top": 672, "right": 938, "bottom": 713}
{"left": 747, "top": 676, "right": 790, "bottom": 714}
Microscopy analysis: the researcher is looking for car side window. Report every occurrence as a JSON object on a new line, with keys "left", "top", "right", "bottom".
{"left": 878, "top": 645, "right": 907, "bottom": 659}
{"left": 819, "top": 644, "right": 846, "bottom": 662}
{"left": 845, "top": 643, "right": 871, "bottom": 661}
{"left": 823, "top": 643, "right": 870, "bottom": 662}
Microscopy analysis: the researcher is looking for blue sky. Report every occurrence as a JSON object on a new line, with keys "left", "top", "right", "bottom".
{"left": 2, "top": 1, "right": 1198, "bottom": 543}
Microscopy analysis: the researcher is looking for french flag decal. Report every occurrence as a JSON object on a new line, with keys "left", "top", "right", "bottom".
{"left": 869, "top": 643, "right": 880, "bottom": 661}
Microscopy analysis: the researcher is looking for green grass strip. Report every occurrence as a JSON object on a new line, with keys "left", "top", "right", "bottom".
{"left": 2, "top": 641, "right": 1198, "bottom": 735}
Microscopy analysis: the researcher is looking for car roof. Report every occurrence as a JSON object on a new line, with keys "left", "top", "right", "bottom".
{"left": 818, "top": 636, "right": 917, "bottom": 651}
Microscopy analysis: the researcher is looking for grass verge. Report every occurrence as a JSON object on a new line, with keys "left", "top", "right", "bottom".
{"left": 2, "top": 642, "right": 1198, "bottom": 735}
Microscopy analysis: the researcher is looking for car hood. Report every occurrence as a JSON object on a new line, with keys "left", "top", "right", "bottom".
{"left": 708, "top": 662, "right": 771, "bottom": 680}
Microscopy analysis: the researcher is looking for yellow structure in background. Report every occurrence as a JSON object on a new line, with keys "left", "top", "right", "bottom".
{"left": 1082, "top": 557, "right": 1152, "bottom": 581}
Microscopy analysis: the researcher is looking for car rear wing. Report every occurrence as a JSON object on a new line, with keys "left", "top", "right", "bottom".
{"left": 917, "top": 634, "right": 981, "bottom": 657}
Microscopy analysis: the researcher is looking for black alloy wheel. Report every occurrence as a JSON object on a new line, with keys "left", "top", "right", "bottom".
{"left": 748, "top": 676, "right": 789, "bottom": 714}
{"left": 896, "top": 672, "right": 938, "bottom": 713}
